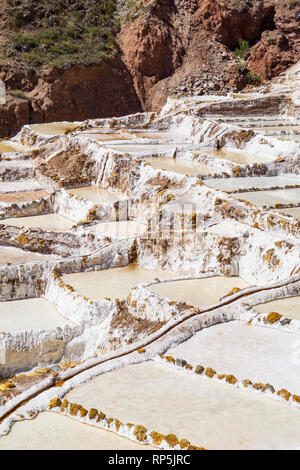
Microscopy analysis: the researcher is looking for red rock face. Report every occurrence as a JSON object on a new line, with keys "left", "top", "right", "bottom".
{"left": 119, "top": 0, "right": 299, "bottom": 111}
{"left": 0, "top": 56, "right": 141, "bottom": 137}
{"left": 247, "top": 1, "right": 300, "bottom": 78}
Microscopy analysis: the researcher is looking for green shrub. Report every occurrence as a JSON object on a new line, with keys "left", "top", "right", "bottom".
{"left": 234, "top": 39, "right": 251, "bottom": 59}
{"left": 246, "top": 71, "right": 262, "bottom": 85}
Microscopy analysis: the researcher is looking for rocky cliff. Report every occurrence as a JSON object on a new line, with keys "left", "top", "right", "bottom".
{"left": 0, "top": 0, "right": 299, "bottom": 137}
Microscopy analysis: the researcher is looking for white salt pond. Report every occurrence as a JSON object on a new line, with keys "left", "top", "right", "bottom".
{"left": 62, "top": 266, "right": 173, "bottom": 300}
{"left": 3, "top": 214, "right": 75, "bottom": 232}
{"left": 205, "top": 176, "right": 300, "bottom": 192}
{"left": 65, "top": 361, "right": 300, "bottom": 450}
{"left": 0, "top": 412, "right": 156, "bottom": 450}
{"left": 68, "top": 187, "right": 127, "bottom": 204}
{"left": 274, "top": 207, "right": 300, "bottom": 220}
{"left": 0, "top": 298, "right": 70, "bottom": 332}
{"left": 145, "top": 157, "right": 216, "bottom": 176}
{"left": 254, "top": 296, "right": 300, "bottom": 321}
{"left": 148, "top": 276, "right": 249, "bottom": 308}
{"left": 0, "top": 180, "right": 42, "bottom": 194}
{"left": 31, "top": 122, "right": 80, "bottom": 136}
{"left": 231, "top": 188, "right": 300, "bottom": 207}
{"left": 168, "top": 321, "right": 300, "bottom": 393}
{"left": 0, "top": 246, "right": 58, "bottom": 266}
{"left": 86, "top": 221, "right": 146, "bottom": 238}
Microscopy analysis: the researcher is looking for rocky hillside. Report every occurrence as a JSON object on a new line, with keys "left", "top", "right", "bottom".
{"left": 0, "top": 0, "right": 299, "bottom": 136}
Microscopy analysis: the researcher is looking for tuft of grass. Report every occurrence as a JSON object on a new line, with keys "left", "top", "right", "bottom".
{"left": 246, "top": 71, "right": 262, "bottom": 85}
{"left": 7, "top": 89, "right": 28, "bottom": 99}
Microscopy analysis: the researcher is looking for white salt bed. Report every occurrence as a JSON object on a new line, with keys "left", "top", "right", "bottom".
{"left": 231, "top": 188, "right": 300, "bottom": 207}
{"left": 0, "top": 180, "right": 42, "bottom": 193}
{"left": 86, "top": 220, "right": 146, "bottom": 238}
{"left": 145, "top": 157, "right": 215, "bottom": 176}
{"left": 205, "top": 176, "right": 300, "bottom": 192}
{"left": 62, "top": 266, "right": 173, "bottom": 300}
{"left": 149, "top": 276, "right": 249, "bottom": 308}
{"left": 0, "top": 160, "right": 33, "bottom": 169}
{"left": 168, "top": 321, "right": 300, "bottom": 393}
{"left": 0, "top": 246, "right": 58, "bottom": 266}
{"left": 68, "top": 186, "right": 127, "bottom": 203}
{"left": 254, "top": 296, "right": 300, "bottom": 321}
{"left": 3, "top": 214, "right": 75, "bottom": 232}
{"left": 0, "top": 298, "right": 70, "bottom": 332}
{"left": 274, "top": 207, "right": 300, "bottom": 220}
{"left": 204, "top": 220, "right": 248, "bottom": 237}
{"left": 65, "top": 362, "right": 300, "bottom": 450}
{"left": 31, "top": 122, "right": 79, "bottom": 136}
{"left": 0, "top": 412, "right": 156, "bottom": 450}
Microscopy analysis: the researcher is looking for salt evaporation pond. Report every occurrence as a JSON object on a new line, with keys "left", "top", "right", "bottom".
{"left": 0, "top": 142, "right": 19, "bottom": 153}
{"left": 254, "top": 296, "right": 300, "bottom": 321}
{"left": 145, "top": 157, "right": 216, "bottom": 176}
{"left": 130, "top": 131, "right": 186, "bottom": 140}
{"left": 205, "top": 175, "right": 300, "bottom": 192}
{"left": 76, "top": 131, "right": 134, "bottom": 141}
{"left": 196, "top": 149, "right": 271, "bottom": 164}
{"left": 0, "top": 180, "right": 42, "bottom": 194}
{"left": 68, "top": 187, "right": 127, "bottom": 204}
{"left": 65, "top": 361, "right": 300, "bottom": 450}
{"left": 252, "top": 125, "right": 300, "bottom": 133}
{"left": 105, "top": 144, "right": 263, "bottom": 164}
{"left": 0, "top": 412, "right": 156, "bottom": 450}
{"left": 0, "top": 246, "right": 58, "bottom": 266}
{"left": 0, "top": 298, "right": 70, "bottom": 332}
{"left": 231, "top": 188, "right": 300, "bottom": 207}
{"left": 167, "top": 321, "right": 300, "bottom": 393}
{"left": 62, "top": 266, "right": 173, "bottom": 300}
{"left": 86, "top": 220, "right": 146, "bottom": 238}
{"left": 274, "top": 207, "right": 300, "bottom": 220}
{"left": 104, "top": 143, "right": 195, "bottom": 154}
{"left": 3, "top": 214, "right": 75, "bottom": 232}
{"left": 149, "top": 276, "right": 249, "bottom": 308}
{"left": 31, "top": 122, "right": 80, "bottom": 136}
{"left": 0, "top": 190, "right": 49, "bottom": 203}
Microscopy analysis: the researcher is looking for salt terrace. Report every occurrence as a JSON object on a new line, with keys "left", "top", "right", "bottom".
{"left": 0, "top": 62, "right": 299, "bottom": 450}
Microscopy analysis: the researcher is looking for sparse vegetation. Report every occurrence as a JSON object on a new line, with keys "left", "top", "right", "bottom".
{"left": 2, "top": 0, "right": 120, "bottom": 69}
{"left": 246, "top": 71, "right": 262, "bottom": 85}
{"left": 234, "top": 39, "right": 251, "bottom": 59}
{"left": 7, "top": 89, "right": 28, "bottom": 100}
